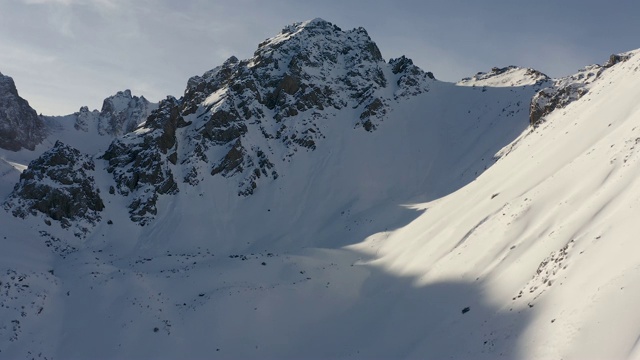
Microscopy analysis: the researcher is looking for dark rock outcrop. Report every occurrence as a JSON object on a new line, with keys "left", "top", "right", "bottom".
{"left": 97, "top": 90, "right": 155, "bottom": 136}
{"left": 0, "top": 72, "right": 46, "bottom": 151}
{"left": 604, "top": 53, "right": 632, "bottom": 68}
{"left": 101, "top": 97, "right": 181, "bottom": 225}
{"left": 73, "top": 106, "right": 97, "bottom": 132}
{"left": 3, "top": 141, "right": 104, "bottom": 232}
{"left": 529, "top": 51, "right": 635, "bottom": 126}
{"left": 389, "top": 56, "right": 435, "bottom": 99}
{"left": 529, "top": 84, "right": 589, "bottom": 126}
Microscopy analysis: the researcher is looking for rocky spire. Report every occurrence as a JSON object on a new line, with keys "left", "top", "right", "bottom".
{"left": 97, "top": 89, "right": 155, "bottom": 136}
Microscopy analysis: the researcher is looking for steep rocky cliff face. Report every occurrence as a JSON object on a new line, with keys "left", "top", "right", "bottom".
{"left": 101, "top": 97, "right": 182, "bottom": 225}
{"left": 96, "top": 90, "right": 155, "bottom": 136}
{"left": 0, "top": 72, "right": 46, "bottom": 151}
{"left": 3, "top": 141, "right": 104, "bottom": 234}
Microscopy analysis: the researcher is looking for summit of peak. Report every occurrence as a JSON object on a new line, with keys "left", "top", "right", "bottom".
{"left": 301, "top": 17, "right": 331, "bottom": 26}
{"left": 94, "top": 89, "right": 155, "bottom": 136}
{"left": 0, "top": 72, "right": 18, "bottom": 94}
{"left": 256, "top": 19, "right": 376, "bottom": 56}
{"left": 0, "top": 71, "right": 46, "bottom": 151}
{"left": 286, "top": 18, "right": 334, "bottom": 32}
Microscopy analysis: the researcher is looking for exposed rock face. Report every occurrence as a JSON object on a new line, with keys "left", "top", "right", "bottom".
{"left": 102, "top": 18, "right": 435, "bottom": 224}
{"left": 73, "top": 106, "right": 96, "bottom": 132}
{"left": 390, "top": 56, "right": 435, "bottom": 99}
{"left": 604, "top": 53, "right": 632, "bottom": 68}
{"left": 528, "top": 62, "right": 606, "bottom": 126}
{"left": 529, "top": 83, "right": 591, "bottom": 126}
{"left": 101, "top": 97, "right": 182, "bottom": 225}
{"left": 0, "top": 72, "right": 46, "bottom": 151}
{"left": 3, "top": 141, "right": 104, "bottom": 233}
{"left": 97, "top": 90, "right": 155, "bottom": 136}
{"left": 529, "top": 52, "right": 633, "bottom": 126}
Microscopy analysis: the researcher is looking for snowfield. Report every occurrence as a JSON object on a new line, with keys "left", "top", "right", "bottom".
{"left": 2, "top": 19, "right": 640, "bottom": 360}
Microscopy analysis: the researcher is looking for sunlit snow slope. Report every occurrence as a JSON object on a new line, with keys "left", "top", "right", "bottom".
{"left": 1, "top": 19, "right": 640, "bottom": 360}
{"left": 360, "top": 49, "right": 640, "bottom": 359}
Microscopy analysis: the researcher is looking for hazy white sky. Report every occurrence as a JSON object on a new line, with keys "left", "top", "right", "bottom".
{"left": 1, "top": 0, "right": 639, "bottom": 115}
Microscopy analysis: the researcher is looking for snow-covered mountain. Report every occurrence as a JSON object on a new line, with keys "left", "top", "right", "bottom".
{"left": 1, "top": 18, "right": 640, "bottom": 359}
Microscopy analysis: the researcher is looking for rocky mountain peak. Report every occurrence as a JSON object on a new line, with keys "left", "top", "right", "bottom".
{"left": 97, "top": 89, "right": 155, "bottom": 136}
{"left": 178, "top": 19, "right": 431, "bottom": 171}
{"left": 253, "top": 18, "right": 384, "bottom": 73}
{"left": 0, "top": 72, "right": 46, "bottom": 151}
{"left": 0, "top": 71, "right": 18, "bottom": 95}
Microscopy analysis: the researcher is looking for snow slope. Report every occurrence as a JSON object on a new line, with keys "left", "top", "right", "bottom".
{"left": 358, "top": 48, "right": 640, "bottom": 359}
{"left": 2, "top": 19, "right": 640, "bottom": 360}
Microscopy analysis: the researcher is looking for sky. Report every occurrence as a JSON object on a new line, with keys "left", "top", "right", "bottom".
{"left": 1, "top": 0, "right": 639, "bottom": 116}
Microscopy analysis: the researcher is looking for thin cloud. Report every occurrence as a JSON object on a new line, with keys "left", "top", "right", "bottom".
{"left": 21, "top": 0, "right": 120, "bottom": 8}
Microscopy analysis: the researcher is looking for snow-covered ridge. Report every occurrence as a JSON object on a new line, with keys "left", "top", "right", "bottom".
{"left": 458, "top": 65, "right": 550, "bottom": 88}
{"left": 530, "top": 49, "right": 638, "bottom": 125}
